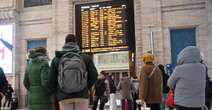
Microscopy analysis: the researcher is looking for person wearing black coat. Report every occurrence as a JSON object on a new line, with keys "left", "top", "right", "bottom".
{"left": 0, "top": 67, "right": 8, "bottom": 108}
{"left": 131, "top": 76, "right": 140, "bottom": 110}
{"left": 48, "top": 34, "right": 98, "bottom": 110}
{"left": 158, "top": 64, "right": 170, "bottom": 110}
{"left": 206, "top": 73, "right": 212, "bottom": 110}
{"left": 109, "top": 74, "right": 117, "bottom": 110}
{"left": 202, "top": 62, "right": 212, "bottom": 110}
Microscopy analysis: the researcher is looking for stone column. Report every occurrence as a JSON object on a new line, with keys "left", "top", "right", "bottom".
{"left": 135, "top": 0, "right": 163, "bottom": 74}
{"left": 134, "top": 0, "right": 142, "bottom": 75}
{"left": 207, "top": 0, "right": 212, "bottom": 76}
{"left": 52, "top": 0, "right": 72, "bottom": 49}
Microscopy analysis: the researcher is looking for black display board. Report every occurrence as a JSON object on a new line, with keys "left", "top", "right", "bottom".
{"left": 75, "top": 1, "right": 135, "bottom": 53}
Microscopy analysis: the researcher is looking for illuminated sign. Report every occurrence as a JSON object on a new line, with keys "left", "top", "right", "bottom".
{"left": 0, "top": 25, "right": 13, "bottom": 73}
{"left": 76, "top": 1, "right": 129, "bottom": 53}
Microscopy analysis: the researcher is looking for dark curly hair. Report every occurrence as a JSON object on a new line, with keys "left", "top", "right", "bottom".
{"left": 33, "top": 47, "right": 47, "bottom": 54}
{"left": 65, "top": 34, "right": 77, "bottom": 43}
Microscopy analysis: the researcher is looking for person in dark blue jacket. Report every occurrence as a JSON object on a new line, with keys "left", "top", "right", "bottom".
{"left": 205, "top": 73, "right": 212, "bottom": 110}
{"left": 201, "top": 62, "right": 212, "bottom": 110}
{"left": 201, "top": 52, "right": 212, "bottom": 110}
{"left": 0, "top": 67, "right": 8, "bottom": 108}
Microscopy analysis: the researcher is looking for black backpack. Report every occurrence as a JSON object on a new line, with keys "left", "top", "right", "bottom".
{"left": 95, "top": 79, "right": 106, "bottom": 96}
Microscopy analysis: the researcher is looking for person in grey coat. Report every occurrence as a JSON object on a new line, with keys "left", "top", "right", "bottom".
{"left": 167, "top": 46, "right": 206, "bottom": 110}
{"left": 117, "top": 73, "right": 133, "bottom": 110}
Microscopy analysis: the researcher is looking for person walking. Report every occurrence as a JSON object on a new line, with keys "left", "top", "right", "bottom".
{"left": 23, "top": 47, "right": 52, "bottom": 110}
{"left": 167, "top": 46, "right": 206, "bottom": 110}
{"left": 117, "top": 72, "right": 133, "bottom": 110}
{"left": 205, "top": 71, "right": 212, "bottom": 110}
{"left": 200, "top": 52, "right": 212, "bottom": 110}
{"left": 11, "top": 92, "right": 18, "bottom": 110}
{"left": 139, "top": 53, "right": 162, "bottom": 110}
{"left": 92, "top": 71, "right": 110, "bottom": 110}
{"left": 131, "top": 76, "right": 140, "bottom": 110}
{"left": 158, "top": 64, "right": 170, "bottom": 110}
{"left": 109, "top": 74, "right": 117, "bottom": 110}
{"left": 48, "top": 34, "right": 98, "bottom": 110}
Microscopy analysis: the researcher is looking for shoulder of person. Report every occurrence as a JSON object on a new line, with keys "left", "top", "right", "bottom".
{"left": 80, "top": 53, "right": 92, "bottom": 61}
{"left": 104, "top": 79, "right": 109, "bottom": 84}
{"left": 80, "top": 53, "right": 89, "bottom": 57}
{"left": 41, "top": 60, "right": 49, "bottom": 66}
{"left": 51, "top": 57, "right": 60, "bottom": 65}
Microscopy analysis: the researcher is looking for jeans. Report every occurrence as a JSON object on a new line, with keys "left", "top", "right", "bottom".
{"left": 161, "top": 93, "right": 167, "bottom": 110}
{"left": 110, "top": 94, "right": 117, "bottom": 110}
{"left": 132, "top": 93, "right": 140, "bottom": 110}
{"left": 92, "top": 96, "right": 106, "bottom": 110}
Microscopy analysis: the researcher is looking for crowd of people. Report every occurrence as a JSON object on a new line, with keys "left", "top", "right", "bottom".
{"left": 90, "top": 44, "right": 212, "bottom": 110}
{"left": 0, "top": 33, "right": 210, "bottom": 110}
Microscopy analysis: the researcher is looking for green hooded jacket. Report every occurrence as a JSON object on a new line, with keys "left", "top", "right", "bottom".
{"left": 24, "top": 52, "right": 52, "bottom": 110}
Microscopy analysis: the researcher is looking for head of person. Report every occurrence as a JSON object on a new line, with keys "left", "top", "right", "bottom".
{"left": 158, "top": 64, "right": 166, "bottom": 74}
{"left": 109, "top": 73, "right": 114, "bottom": 79}
{"left": 99, "top": 71, "right": 106, "bottom": 79}
{"left": 65, "top": 34, "right": 77, "bottom": 44}
{"left": 111, "top": 75, "right": 115, "bottom": 80}
{"left": 133, "top": 76, "right": 137, "bottom": 79}
{"left": 147, "top": 50, "right": 152, "bottom": 54}
{"left": 34, "top": 47, "right": 47, "bottom": 55}
{"left": 29, "top": 47, "right": 46, "bottom": 56}
{"left": 142, "top": 53, "right": 154, "bottom": 64}
{"left": 63, "top": 34, "right": 80, "bottom": 52}
{"left": 200, "top": 51, "right": 205, "bottom": 63}
{"left": 177, "top": 46, "right": 201, "bottom": 65}
{"left": 158, "top": 64, "right": 164, "bottom": 70}
{"left": 122, "top": 72, "right": 128, "bottom": 78}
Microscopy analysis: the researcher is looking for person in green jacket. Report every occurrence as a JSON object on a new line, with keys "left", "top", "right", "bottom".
{"left": 24, "top": 47, "right": 52, "bottom": 110}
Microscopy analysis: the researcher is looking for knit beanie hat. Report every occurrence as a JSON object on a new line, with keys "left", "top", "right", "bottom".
{"left": 142, "top": 53, "right": 154, "bottom": 63}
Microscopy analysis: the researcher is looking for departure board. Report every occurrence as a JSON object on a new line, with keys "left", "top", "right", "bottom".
{"left": 76, "top": 2, "right": 129, "bottom": 53}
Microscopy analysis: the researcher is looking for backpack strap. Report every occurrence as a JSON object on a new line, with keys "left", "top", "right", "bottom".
{"left": 148, "top": 66, "right": 157, "bottom": 78}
